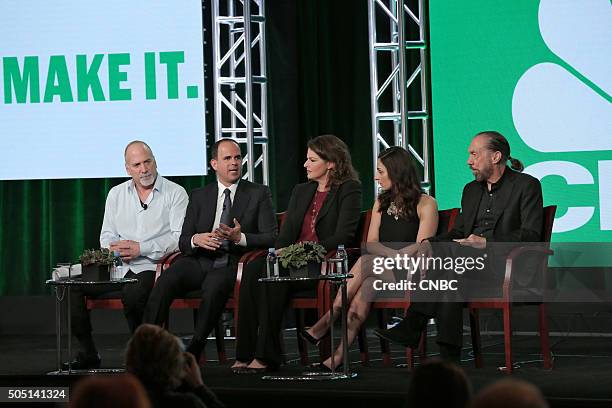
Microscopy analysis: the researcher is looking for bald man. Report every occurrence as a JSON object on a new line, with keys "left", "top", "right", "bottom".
{"left": 65, "top": 141, "right": 188, "bottom": 370}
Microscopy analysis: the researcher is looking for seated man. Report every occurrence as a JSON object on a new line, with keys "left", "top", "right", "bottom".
{"left": 66, "top": 140, "right": 189, "bottom": 369}
{"left": 374, "top": 131, "right": 543, "bottom": 361}
{"left": 143, "top": 138, "right": 277, "bottom": 362}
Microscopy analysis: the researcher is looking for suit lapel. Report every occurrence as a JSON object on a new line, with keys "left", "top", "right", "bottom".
{"left": 463, "top": 185, "right": 483, "bottom": 234}
{"left": 316, "top": 184, "right": 338, "bottom": 226}
{"left": 230, "top": 181, "right": 251, "bottom": 222}
{"left": 204, "top": 183, "right": 219, "bottom": 231}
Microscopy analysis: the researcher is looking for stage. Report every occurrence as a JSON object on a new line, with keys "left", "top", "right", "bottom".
{"left": 2, "top": 330, "right": 612, "bottom": 408}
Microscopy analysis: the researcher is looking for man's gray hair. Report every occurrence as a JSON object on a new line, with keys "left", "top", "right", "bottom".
{"left": 124, "top": 140, "right": 155, "bottom": 163}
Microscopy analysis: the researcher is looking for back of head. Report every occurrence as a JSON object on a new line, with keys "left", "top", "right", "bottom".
{"left": 471, "top": 379, "right": 548, "bottom": 408}
{"left": 125, "top": 324, "right": 185, "bottom": 390}
{"left": 407, "top": 359, "right": 471, "bottom": 408}
{"left": 70, "top": 373, "right": 151, "bottom": 408}
{"left": 307, "top": 134, "right": 358, "bottom": 186}
{"left": 476, "top": 130, "right": 524, "bottom": 172}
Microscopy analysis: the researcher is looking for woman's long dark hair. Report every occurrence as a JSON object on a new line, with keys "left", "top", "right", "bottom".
{"left": 377, "top": 146, "right": 422, "bottom": 219}
{"left": 307, "top": 134, "right": 359, "bottom": 187}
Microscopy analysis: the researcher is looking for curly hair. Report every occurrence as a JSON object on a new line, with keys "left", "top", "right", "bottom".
{"left": 377, "top": 146, "right": 422, "bottom": 219}
{"left": 307, "top": 134, "right": 359, "bottom": 187}
{"left": 125, "top": 324, "right": 185, "bottom": 391}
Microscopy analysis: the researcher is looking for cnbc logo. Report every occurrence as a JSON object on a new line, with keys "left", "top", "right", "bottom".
{"left": 2, "top": 51, "right": 200, "bottom": 104}
{"left": 512, "top": 0, "right": 612, "bottom": 234}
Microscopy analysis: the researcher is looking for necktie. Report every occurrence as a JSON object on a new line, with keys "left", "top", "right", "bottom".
{"left": 213, "top": 188, "right": 232, "bottom": 268}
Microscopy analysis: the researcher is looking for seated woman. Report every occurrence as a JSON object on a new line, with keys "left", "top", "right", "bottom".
{"left": 302, "top": 146, "right": 438, "bottom": 370}
{"left": 232, "top": 134, "right": 362, "bottom": 373}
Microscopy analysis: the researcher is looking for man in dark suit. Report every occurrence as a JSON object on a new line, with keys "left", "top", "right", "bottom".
{"left": 374, "top": 131, "right": 543, "bottom": 361}
{"left": 143, "top": 139, "right": 277, "bottom": 361}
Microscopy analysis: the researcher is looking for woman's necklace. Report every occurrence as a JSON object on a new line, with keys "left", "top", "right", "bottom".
{"left": 387, "top": 201, "right": 402, "bottom": 221}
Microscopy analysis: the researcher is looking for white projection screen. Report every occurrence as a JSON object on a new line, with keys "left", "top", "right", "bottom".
{"left": 0, "top": 0, "right": 207, "bottom": 180}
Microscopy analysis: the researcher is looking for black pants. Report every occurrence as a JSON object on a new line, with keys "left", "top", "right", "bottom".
{"left": 235, "top": 257, "right": 315, "bottom": 367}
{"left": 143, "top": 255, "right": 238, "bottom": 341}
{"left": 406, "top": 243, "right": 500, "bottom": 347}
{"left": 70, "top": 269, "right": 156, "bottom": 348}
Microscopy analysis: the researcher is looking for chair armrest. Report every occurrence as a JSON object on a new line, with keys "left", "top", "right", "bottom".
{"left": 233, "top": 249, "right": 269, "bottom": 305}
{"left": 154, "top": 251, "right": 181, "bottom": 283}
{"left": 503, "top": 246, "right": 554, "bottom": 299}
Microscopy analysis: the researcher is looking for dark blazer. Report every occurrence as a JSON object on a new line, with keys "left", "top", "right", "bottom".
{"left": 178, "top": 180, "right": 278, "bottom": 263}
{"left": 433, "top": 169, "right": 543, "bottom": 243}
{"left": 277, "top": 179, "right": 362, "bottom": 251}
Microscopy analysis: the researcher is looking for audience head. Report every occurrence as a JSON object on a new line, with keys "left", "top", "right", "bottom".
{"left": 468, "top": 131, "right": 524, "bottom": 183}
{"left": 376, "top": 146, "right": 422, "bottom": 219}
{"left": 471, "top": 378, "right": 548, "bottom": 408}
{"left": 125, "top": 324, "right": 186, "bottom": 390}
{"left": 305, "top": 134, "right": 358, "bottom": 188}
{"left": 124, "top": 140, "right": 157, "bottom": 189}
{"left": 406, "top": 359, "right": 472, "bottom": 408}
{"left": 70, "top": 373, "right": 151, "bottom": 408}
{"left": 210, "top": 138, "right": 243, "bottom": 186}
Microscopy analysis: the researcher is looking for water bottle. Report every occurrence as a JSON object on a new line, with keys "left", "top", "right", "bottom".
{"left": 266, "top": 248, "right": 279, "bottom": 278}
{"left": 111, "top": 250, "right": 123, "bottom": 280}
{"left": 336, "top": 244, "right": 348, "bottom": 274}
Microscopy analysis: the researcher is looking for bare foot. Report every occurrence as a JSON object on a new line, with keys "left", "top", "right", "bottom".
{"left": 247, "top": 359, "right": 267, "bottom": 369}
{"left": 231, "top": 360, "right": 249, "bottom": 369}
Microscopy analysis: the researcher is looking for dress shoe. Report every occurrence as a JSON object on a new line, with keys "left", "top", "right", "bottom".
{"left": 62, "top": 352, "right": 101, "bottom": 371}
{"left": 299, "top": 328, "right": 329, "bottom": 346}
{"left": 308, "top": 362, "right": 343, "bottom": 373}
{"left": 232, "top": 366, "right": 276, "bottom": 375}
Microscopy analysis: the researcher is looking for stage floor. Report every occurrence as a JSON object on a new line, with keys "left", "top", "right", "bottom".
{"left": 1, "top": 330, "right": 612, "bottom": 408}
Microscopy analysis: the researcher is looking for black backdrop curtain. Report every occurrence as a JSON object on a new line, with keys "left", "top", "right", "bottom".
{"left": 1, "top": 0, "right": 383, "bottom": 295}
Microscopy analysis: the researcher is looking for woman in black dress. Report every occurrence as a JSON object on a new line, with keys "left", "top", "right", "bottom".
{"left": 232, "top": 134, "right": 362, "bottom": 373}
{"left": 302, "top": 146, "right": 438, "bottom": 370}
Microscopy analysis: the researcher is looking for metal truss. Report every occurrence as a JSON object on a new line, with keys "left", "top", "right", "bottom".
{"left": 212, "top": 0, "right": 269, "bottom": 184}
{"left": 367, "top": 0, "right": 431, "bottom": 193}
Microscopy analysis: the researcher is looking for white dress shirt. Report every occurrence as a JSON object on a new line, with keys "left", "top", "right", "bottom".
{"left": 100, "top": 176, "right": 188, "bottom": 274}
{"left": 191, "top": 180, "right": 247, "bottom": 248}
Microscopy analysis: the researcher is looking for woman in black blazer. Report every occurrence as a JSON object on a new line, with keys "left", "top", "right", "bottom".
{"left": 232, "top": 134, "right": 362, "bottom": 373}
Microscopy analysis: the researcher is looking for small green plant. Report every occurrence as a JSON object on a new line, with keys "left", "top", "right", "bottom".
{"left": 79, "top": 248, "right": 114, "bottom": 266}
{"left": 277, "top": 241, "right": 326, "bottom": 269}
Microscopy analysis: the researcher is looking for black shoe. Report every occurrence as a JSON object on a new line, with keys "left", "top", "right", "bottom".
{"left": 299, "top": 328, "right": 329, "bottom": 346}
{"left": 186, "top": 337, "right": 206, "bottom": 362}
{"left": 62, "top": 352, "right": 101, "bottom": 371}
{"left": 233, "top": 366, "right": 277, "bottom": 375}
{"left": 308, "top": 362, "right": 343, "bottom": 372}
{"left": 373, "top": 323, "right": 422, "bottom": 348}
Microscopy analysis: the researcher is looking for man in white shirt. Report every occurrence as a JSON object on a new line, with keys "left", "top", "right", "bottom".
{"left": 143, "top": 139, "right": 277, "bottom": 362}
{"left": 66, "top": 141, "right": 188, "bottom": 370}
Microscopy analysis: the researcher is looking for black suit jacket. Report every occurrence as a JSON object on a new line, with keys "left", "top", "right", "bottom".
{"left": 433, "top": 169, "right": 543, "bottom": 243}
{"left": 179, "top": 180, "right": 278, "bottom": 266}
{"left": 277, "top": 179, "right": 362, "bottom": 251}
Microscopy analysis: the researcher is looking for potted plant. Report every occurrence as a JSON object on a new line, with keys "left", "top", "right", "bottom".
{"left": 79, "top": 248, "right": 114, "bottom": 281}
{"left": 277, "top": 241, "right": 326, "bottom": 278}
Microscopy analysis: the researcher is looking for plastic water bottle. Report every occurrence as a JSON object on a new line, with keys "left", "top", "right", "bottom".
{"left": 336, "top": 244, "right": 348, "bottom": 274}
{"left": 111, "top": 250, "right": 123, "bottom": 280}
{"left": 266, "top": 248, "right": 279, "bottom": 278}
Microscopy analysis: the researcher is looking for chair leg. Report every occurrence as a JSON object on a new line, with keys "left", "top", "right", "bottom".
{"left": 502, "top": 304, "right": 513, "bottom": 374}
{"left": 357, "top": 326, "right": 369, "bottom": 366}
{"left": 539, "top": 303, "right": 553, "bottom": 370}
{"left": 469, "top": 308, "right": 483, "bottom": 368}
{"left": 377, "top": 309, "right": 392, "bottom": 366}
{"left": 215, "top": 320, "right": 227, "bottom": 364}
{"left": 418, "top": 328, "right": 427, "bottom": 360}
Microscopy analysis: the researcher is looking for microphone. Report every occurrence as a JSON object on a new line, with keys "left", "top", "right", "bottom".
{"left": 140, "top": 201, "right": 148, "bottom": 210}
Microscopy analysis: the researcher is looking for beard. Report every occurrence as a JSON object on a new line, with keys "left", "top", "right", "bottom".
{"left": 472, "top": 164, "right": 493, "bottom": 182}
{"left": 139, "top": 173, "right": 156, "bottom": 187}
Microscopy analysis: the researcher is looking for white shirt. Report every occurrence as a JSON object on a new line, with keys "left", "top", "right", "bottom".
{"left": 100, "top": 176, "right": 189, "bottom": 274}
{"left": 191, "top": 180, "right": 247, "bottom": 248}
